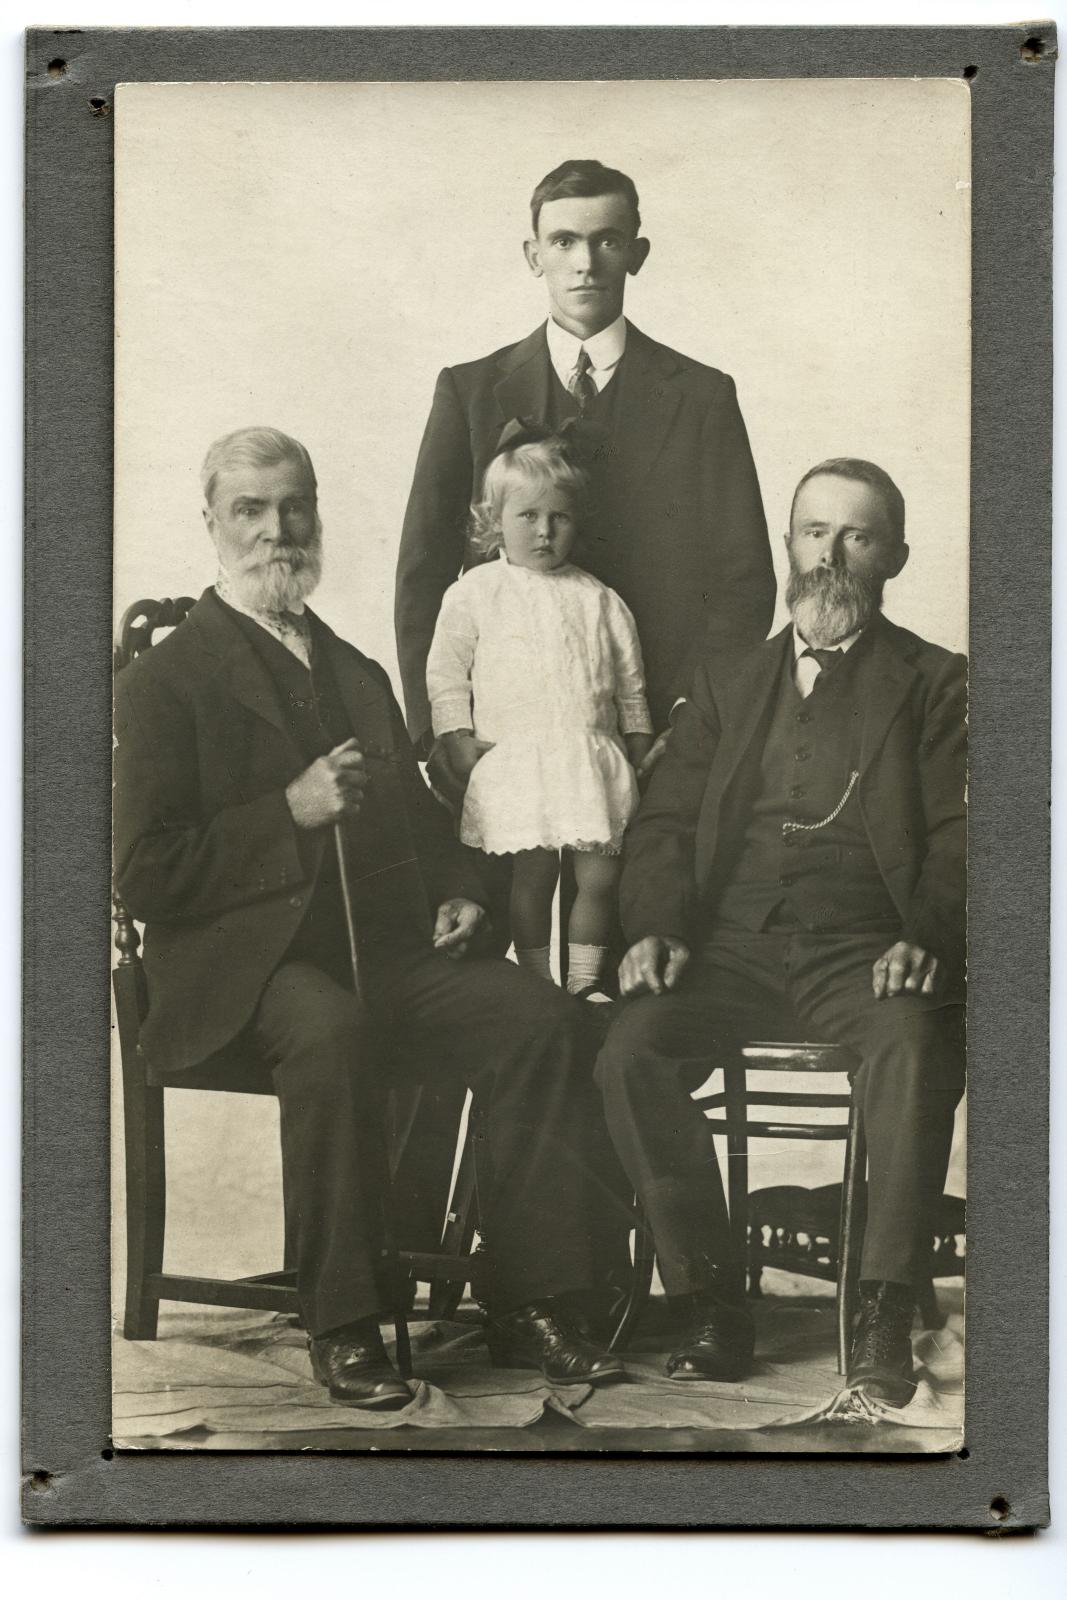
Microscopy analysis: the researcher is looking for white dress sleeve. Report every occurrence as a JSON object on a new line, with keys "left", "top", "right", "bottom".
{"left": 604, "top": 589, "right": 654, "bottom": 735}
{"left": 426, "top": 577, "right": 479, "bottom": 736}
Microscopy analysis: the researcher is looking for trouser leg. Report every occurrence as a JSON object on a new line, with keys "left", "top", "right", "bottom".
{"left": 595, "top": 936, "right": 793, "bottom": 1297}
{"left": 252, "top": 960, "right": 385, "bottom": 1336}
{"left": 792, "top": 934, "right": 966, "bottom": 1288}
{"left": 382, "top": 951, "right": 600, "bottom": 1311}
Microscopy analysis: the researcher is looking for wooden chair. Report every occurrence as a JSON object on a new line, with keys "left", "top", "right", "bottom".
{"left": 606, "top": 1042, "right": 865, "bottom": 1373}
{"left": 112, "top": 597, "right": 489, "bottom": 1379}
{"left": 608, "top": 1040, "right": 963, "bottom": 1373}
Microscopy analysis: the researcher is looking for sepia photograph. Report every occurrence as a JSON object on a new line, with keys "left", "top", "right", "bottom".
{"left": 109, "top": 75, "right": 970, "bottom": 1454}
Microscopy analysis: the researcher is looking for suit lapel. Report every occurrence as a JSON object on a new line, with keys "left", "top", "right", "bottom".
{"left": 188, "top": 590, "right": 296, "bottom": 746}
{"left": 311, "top": 616, "right": 397, "bottom": 755}
{"left": 492, "top": 325, "right": 553, "bottom": 432}
{"left": 611, "top": 323, "right": 685, "bottom": 494}
{"left": 714, "top": 627, "right": 794, "bottom": 797}
{"left": 853, "top": 619, "right": 917, "bottom": 776}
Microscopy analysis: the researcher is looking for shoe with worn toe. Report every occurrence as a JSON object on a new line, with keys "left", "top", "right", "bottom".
{"left": 309, "top": 1318, "right": 413, "bottom": 1411}
{"left": 488, "top": 1299, "right": 626, "bottom": 1385}
{"left": 666, "top": 1290, "right": 756, "bottom": 1381}
{"left": 846, "top": 1282, "right": 917, "bottom": 1409}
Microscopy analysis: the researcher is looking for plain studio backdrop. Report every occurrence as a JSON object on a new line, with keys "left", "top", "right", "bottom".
{"left": 112, "top": 77, "right": 970, "bottom": 1285}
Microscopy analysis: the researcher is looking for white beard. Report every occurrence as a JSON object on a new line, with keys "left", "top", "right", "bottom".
{"left": 227, "top": 527, "right": 323, "bottom": 612}
{"left": 786, "top": 564, "right": 881, "bottom": 647}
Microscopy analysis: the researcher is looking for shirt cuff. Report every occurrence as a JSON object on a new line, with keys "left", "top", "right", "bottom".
{"left": 431, "top": 694, "right": 474, "bottom": 737}
{"left": 617, "top": 697, "right": 655, "bottom": 736}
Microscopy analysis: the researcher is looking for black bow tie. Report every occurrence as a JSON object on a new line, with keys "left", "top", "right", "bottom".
{"left": 803, "top": 646, "right": 843, "bottom": 673}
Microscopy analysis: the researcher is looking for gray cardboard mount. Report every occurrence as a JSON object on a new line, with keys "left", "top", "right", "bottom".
{"left": 23, "top": 25, "right": 1052, "bottom": 1529}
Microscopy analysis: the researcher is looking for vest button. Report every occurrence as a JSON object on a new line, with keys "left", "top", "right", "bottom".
{"left": 289, "top": 896, "right": 303, "bottom": 909}
{"left": 779, "top": 875, "right": 793, "bottom": 888}
{"left": 795, "top": 749, "right": 811, "bottom": 762}
{"left": 796, "top": 711, "right": 812, "bottom": 724}
{"left": 790, "top": 786, "right": 806, "bottom": 800}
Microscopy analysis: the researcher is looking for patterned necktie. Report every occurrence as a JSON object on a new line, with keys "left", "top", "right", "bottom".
{"left": 263, "top": 609, "right": 311, "bottom": 668}
{"left": 569, "top": 348, "right": 597, "bottom": 412}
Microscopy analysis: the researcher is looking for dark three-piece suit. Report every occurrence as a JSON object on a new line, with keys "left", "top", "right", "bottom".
{"left": 113, "top": 590, "right": 602, "bottom": 1335}
{"left": 596, "top": 615, "right": 968, "bottom": 1294}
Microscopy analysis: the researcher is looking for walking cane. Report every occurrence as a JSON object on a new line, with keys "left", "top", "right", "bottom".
{"left": 333, "top": 820, "right": 364, "bottom": 1008}
{"left": 333, "top": 817, "right": 413, "bottom": 1376}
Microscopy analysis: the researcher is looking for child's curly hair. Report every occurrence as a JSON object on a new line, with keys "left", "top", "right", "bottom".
{"left": 469, "top": 432, "right": 591, "bottom": 558}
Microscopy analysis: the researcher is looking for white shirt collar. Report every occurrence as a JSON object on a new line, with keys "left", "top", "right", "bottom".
{"left": 545, "top": 314, "right": 627, "bottom": 392}
{"left": 792, "top": 623, "right": 862, "bottom": 661}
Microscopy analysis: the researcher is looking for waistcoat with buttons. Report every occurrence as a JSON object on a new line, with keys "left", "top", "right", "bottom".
{"left": 713, "top": 637, "right": 898, "bottom": 933}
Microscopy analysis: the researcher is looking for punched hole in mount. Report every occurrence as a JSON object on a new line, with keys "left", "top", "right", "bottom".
{"left": 1021, "top": 36, "right": 1047, "bottom": 62}
{"left": 88, "top": 96, "right": 111, "bottom": 118}
{"left": 962, "top": 66, "right": 978, "bottom": 81}
{"left": 47, "top": 58, "right": 67, "bottom": 78}
{"left": 989, "top": 1496, "right": 1011, "bottom": 1521}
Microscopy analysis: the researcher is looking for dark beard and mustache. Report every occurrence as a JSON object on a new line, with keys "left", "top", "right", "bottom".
{"left": 785, "top": 562, "right": 882, "bottom": 647}
{"left": 233, "top": 521, "right": 324, "bottom": 611}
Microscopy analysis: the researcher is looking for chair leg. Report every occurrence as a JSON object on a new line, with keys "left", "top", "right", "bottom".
{"left": 915, "top": 1277, "right": 942, "bottom": 1330}
{"left": 122, "top": 1068, "right": 165, "bottom": 1340}
{"left": 607, "top": 1199, "right": 655, "bottom": 1352}
{"left": 836, "top": 1095, "right": 867, "bottom": 1376}
{"left": 723, "top": 1063, "right": 750, "bottom": 1302}
{"left": 393, "top": 1310, "right": 413, "bottom": 1379}
{"left": 428, "top": 1108, "right": 479, "bottom": 1319}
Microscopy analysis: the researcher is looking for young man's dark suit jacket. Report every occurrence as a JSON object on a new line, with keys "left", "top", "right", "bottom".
{"left": 395, "top": 320, "right": 775, "bottom": 745}
{"left": 113, "top": 589, "right": 487, "bottom": 1079}
{"left": 619, "top": 613, "right": 967, "bottom": 981}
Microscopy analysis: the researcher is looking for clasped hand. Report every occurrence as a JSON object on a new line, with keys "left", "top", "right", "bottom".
{"left": 286, "top": 737, "right": 368, "bottom": 829}
{"left": 872, "top": 940, "right": 942, "bottom": 999}
{"left": 432, "top": 898, "right": 486, "bottom": 959}
{"left": 618, "top": 935, "right": 691, "bottom": 997}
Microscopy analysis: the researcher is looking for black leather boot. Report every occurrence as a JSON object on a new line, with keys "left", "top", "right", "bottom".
{"left": 846, "top": 1281, "right": 917, "bottom": 1409}
{"left": 666, "top": 1288, "right": 756, "bottom": 1381}
{"left": 488, "top": 1299, "right": 626, "bottom": 1385}
{"left": 308, "top": 1317, "right": 413, "bottom": 1411}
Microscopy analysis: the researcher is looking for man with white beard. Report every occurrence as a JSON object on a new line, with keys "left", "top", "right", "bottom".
{"left": 595, "top": 458, "right": 966, "bottom": 1408}
{"left": 113, "top": 427, "right": 627, "bottom": 1411}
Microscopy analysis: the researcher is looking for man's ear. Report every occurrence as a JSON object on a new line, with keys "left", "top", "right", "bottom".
{"left": 888, "top": 540, "right": 910, "bottom": 579}
{"left": 523, "top": 237, "right": 543, "bottom": 278}
{"left": 627, "top": 236, "right": 652, "bottom": 277}
{"left": 202, "top": 504, "right": 219, "bottom": 550}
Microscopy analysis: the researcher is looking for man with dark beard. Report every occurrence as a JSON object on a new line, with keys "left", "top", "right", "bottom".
{"left": 595, "top": 458, "right": 966, "bottom": 1408}
{"left": 113, "top": 426, "right": 626, "bottom": 1411}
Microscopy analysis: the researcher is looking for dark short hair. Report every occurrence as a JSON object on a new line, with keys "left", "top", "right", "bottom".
{"left": 789, "top": 458, "right": 906, "bottom": 543}
{"left": 530, "top": 159, "right": 641, "bottom": 236}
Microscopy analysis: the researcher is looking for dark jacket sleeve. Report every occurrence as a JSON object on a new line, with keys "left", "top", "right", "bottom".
{"left": 619, "top": 656, "right": 722, "bottom": 946}
{"left": 113, "top": 661, "right": 309, "bottom": 925}
{"left": 382, "top": 680, "right": 490, "bottom": 912}
{"left": 394, "top": 366, "right": 475, "bottom": 749}
{"left": 672, "top": 375, "right": 776, "bottom": 703}
{"left": 899, "top": 651, "right": 968, "bottom": 974}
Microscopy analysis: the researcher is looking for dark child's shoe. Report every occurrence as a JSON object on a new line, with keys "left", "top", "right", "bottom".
{"left": 488, "top": 1298, "right": 626, "bottom": 1385}
{"left": 308, "top": 1318, "right": 413, "bottom": 1411}
{"left": 666, "top": 1289, "right": 756, "bottom": 1381}
{"left": 846, "top": 1281, "right": 918, "bottom": 1409}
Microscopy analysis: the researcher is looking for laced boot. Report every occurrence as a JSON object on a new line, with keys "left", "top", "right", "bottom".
{"left": 666, "top": 1286, "right": 756, "bottom": 1381}
{"left": 846, "top": 1281, "right": 917, "bottom": 1409}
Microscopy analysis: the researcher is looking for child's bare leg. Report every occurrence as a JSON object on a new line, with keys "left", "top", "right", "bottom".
{"left": 510, "top": 848, "right": 562, "bottom": 981}
{"left": 567, "top": 850, "right": 621, "bottom": 994}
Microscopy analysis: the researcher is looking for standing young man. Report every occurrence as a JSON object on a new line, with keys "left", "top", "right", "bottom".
{"left": 395, "top": 158, "right": 776, "bottom": 786}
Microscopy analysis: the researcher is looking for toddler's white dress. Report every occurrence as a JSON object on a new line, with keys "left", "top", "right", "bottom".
{"left": 427, "top": 555, "right": 653, "bottom": 856}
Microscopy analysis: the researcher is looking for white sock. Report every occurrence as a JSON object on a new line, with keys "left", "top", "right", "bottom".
{"left": 515, "top": 945, "right": 553, "bottom": 982}
{"left": 566, "top": 943, "right": 608, "bottom": 995}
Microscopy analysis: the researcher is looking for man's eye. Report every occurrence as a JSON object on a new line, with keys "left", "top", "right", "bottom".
{"left": 554, "top": 238, "right": 572, "bottom": 249}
